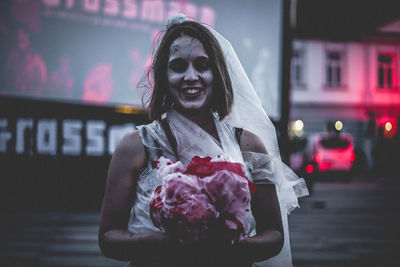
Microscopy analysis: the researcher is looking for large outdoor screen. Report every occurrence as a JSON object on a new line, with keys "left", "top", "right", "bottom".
{"left": 0, "top": 0, "right": 282, "bottom": 119}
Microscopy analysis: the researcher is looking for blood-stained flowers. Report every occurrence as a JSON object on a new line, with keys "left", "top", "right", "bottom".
{"left": 149, "top": 156, "right": 256, "bottom": 244}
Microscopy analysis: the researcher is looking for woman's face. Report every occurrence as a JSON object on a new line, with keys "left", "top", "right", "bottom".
{"left": 167, "top": 35, "right": 214, "bottom": 112}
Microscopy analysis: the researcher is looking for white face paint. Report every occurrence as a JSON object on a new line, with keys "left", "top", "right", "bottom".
{"left": 167, "top": 35, "right": 214, "bottom": 112}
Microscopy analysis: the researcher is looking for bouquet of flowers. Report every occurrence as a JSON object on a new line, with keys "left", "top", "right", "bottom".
{"left": 149, "top": 155, "right": 256, "bottom": 244}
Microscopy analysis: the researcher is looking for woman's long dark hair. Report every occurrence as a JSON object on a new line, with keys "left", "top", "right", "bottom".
{"left": 147, "top": 21, "right": 233, "bottom": 121}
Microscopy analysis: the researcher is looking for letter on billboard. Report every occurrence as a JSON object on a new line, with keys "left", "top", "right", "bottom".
{"left": 86, "top": 120, "right": 106, "bottom": 156}
{"left": 0, "top": 119, "right": 12, "bottom": 153}
{"left": 42, "top": 0, "right": 61, "bottom": 7}
{"left": 123, "top": 0, "right": 138, "bottom": 18}
{"left": 63, "top": 120, "right": 83, "bottom": 155}
{"left": 141, "top": 0, "right": 164, "bottom": 23}
{"left": 37, "top": 119, "right": 57, "bottom": 155}
{"left": 104, "top": 0, "right": 119, "bottom": 16}
{"left": 84, "top": 0, "right": 100, "bottom": 13}
{"left": 16, "top": 118, "right": 33, "bottom": 154}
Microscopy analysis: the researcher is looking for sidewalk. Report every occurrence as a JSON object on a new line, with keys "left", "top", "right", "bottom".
{"left": 1, "top": 177, "right": 398, "bottom": 266}
{"left": 289, "top": 177, "right": 399, "bottom": 266}
{"left": 1, "top": 212, "right": 121, "bottom": 267}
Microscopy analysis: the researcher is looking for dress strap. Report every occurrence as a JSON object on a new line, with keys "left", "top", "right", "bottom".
{"left": 160, "top": 118, "right": 179, "bottom": 160}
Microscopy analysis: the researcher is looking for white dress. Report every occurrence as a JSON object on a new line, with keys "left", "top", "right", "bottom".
{"left": 127, "top": 109, "right": 308, "bottom": 267}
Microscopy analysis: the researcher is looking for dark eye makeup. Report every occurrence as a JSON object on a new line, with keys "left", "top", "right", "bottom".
{"left": 194, "top": 57, "right": 210, "bottom": 72}
{"left": 169, "top": 58, "right": 188, "bottom": 73}
{"left": 168, "top": 57, "right": 210, "bottom": 73}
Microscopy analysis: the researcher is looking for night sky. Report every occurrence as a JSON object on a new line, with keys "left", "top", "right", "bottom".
{"left": 295, "top": 0, "right": 400, "bottom": 40}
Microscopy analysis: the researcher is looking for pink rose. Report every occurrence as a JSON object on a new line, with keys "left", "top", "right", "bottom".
{"left": 150, "top": 156, "right": 256, "bottom": 243}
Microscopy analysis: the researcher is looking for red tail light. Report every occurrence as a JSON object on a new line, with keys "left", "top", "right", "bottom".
{"left": 350, "top": 152, "right": 356, "bottom": 162}
{"left": 313, "top": 153, "right": 322, "bottom": 163}
{"left": 305, "top": 164, "right": 314, "bottom": 174}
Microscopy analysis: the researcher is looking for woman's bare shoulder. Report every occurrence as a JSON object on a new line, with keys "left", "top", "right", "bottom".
{"left": 116, "top": 130, "right": 143, "bottom": 151}
{"left": 111, "top": 130, "right": 146, "bottom": 172}
{"left": 239, "top": 129, "right": 268, "bottom": 154}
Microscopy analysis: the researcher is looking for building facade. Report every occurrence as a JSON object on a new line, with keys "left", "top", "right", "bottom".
{"left": 290, "top": 19, "right": 400, "bottom": 162}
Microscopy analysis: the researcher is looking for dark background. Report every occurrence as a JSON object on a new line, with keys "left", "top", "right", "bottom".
{"left": 0, "top": 97, "right": 148, "bottom": 211}
{"left": 295, "top": 0, "right": 400, "bottom": 40}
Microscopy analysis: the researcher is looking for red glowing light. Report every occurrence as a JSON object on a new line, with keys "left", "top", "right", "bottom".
{"left": 305, "top": 164, "right": 314, "bottom": 174}
{"left": 350, "top": 152, "right": 356, "bottom": 162}
{"left": 385, "top": 122, "right": 393, "bottom": 132}
{"left": 312, "top": 153, "right": 322, "bottom": 163}
{"left": 319, "top": 162, "right": 332, "bottom": 171}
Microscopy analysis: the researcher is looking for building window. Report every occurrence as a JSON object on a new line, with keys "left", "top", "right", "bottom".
{"left": 326, "top": 51, "right": 343, "bottom": 88}
{"left": 377, "top": 53, "right": 395, "bottom": 89}
{"left": 291, "top": 50, "right": 304, "bottom": 87}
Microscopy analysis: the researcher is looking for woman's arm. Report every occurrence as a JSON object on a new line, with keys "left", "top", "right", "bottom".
{"left": 234, "top": 130, "right": 284, "bottom": 263}
{"left": 98, "top": 131, "right": 175, "bottom": 263}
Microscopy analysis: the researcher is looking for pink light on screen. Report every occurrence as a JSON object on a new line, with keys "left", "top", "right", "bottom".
{"left": 82, "top": 63, "right": 113, "bottom": 104}
{"left": 199, "top": 6, "right": 215, "bottom": 26}
{"left": 165, "top": 1, "right": 215, "bottom": 27}
{"left": 46, "top": 56, "right": 74, "bottom": 98}
{"left": 141, "top": 0, "right": 164, "bottom": 23}
{"left": 182, "top": 3, "right": 197, "bottom": 20}
{"left": 129, "top": 49, "right": 142, "bottom": 90}
{"left": 6, "top": 28, "right": 47, "bottom": 98}
{"left": 11, "top": 0, "right": 41, "bottom": 32}
{"left": 129, "top": 49, "right": 153, "bottom": 93}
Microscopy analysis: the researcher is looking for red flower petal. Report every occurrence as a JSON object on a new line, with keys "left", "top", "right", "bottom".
{"left": 184, "top": 156, "right": 247, "bottom": 178}
{"left": 184, "top": 156, "right": 256, "bottom": 194}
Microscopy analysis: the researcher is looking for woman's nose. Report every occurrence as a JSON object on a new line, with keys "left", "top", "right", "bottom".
{"left": 183, "top": 65, "right": 199, "bottom": 82}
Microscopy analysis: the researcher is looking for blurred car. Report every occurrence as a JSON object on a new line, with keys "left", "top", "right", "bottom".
{"left": 307, "top": 132, "right": 356, "bottom": 174}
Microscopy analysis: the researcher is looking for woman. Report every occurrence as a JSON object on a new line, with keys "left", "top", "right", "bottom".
{"left": 99, "top": 15, "right": 307, "bottom": 267}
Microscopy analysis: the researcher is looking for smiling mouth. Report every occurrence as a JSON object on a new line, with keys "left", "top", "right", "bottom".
{"left": 182, "top": 88, "right": 202, "bottom": 96}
